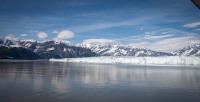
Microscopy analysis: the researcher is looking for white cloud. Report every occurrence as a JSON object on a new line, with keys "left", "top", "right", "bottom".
{"left": 5, "top": 34, "right": 14, "bottom": 40}
{"left": 20, "top": 34, "right": 27, "bottom": 37}
{"left": 81, "top": 39, "right": 118, "bottom": 45}
{"left": 149, "top": 36, "right": 200, "bottom": 52}
{"left": 144, "top": 34, "right": 173, "bottom": 39}
{"left": 37, "top": 32, "right": 48, "bottom": 39}
{"left": 120, "top": 29, "right": 174, "bottom": 41}
{"left": 56, "top": 30, "right": 74, "bottom": 40}
{"left": 52, "top": 30, "right": 58, "bottom": 33}
{"left": 127, "top": 28, "right": 200, "bottom": 52}
{"left": 129, "top": 36, "right": 200, "bottom": 52}
{"left": 145, "top": 28, "right": 189, "bottom": 36}
{"left": 53, "top": 30, "right": 75, "bottom": 42}
{"left": 183, "top": 22, "right": 200, "bottom": 28}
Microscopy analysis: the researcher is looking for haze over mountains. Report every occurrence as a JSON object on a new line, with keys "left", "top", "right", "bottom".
{"left": 0, "top": 38, "right": 200, "bottom": 59}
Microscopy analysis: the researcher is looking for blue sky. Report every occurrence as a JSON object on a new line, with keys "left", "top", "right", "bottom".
{"left": 0, "top": 0, "right": 200, "bottom": 51}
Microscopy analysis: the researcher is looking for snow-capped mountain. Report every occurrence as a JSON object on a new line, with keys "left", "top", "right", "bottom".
{"left": 1, "top": 37, "right": 200, "bottom": 59}
{"left": 33, "top": 41, "right": 96, "bottom": 58}
{"left": 0, "top": 38, "right": 97, "bottom": 59}
{"left": 173, "top": 44, "right": 200, "bottom": 56}
{"left": 0, "top": 37, "right": 21, "bottom": 47}
{"left": 77, "top": 43, "right": 173, "bottom": 57}
{"left": 0, "top": 38, "right": 41, "bottom": 59}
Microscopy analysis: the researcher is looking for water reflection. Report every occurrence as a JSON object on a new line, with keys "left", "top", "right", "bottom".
{"left": 0, "top": 61, "right": 200, "bottom": 102}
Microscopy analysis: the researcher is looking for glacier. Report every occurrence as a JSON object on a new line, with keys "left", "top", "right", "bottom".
{"left": 50, "top": 56, "right": 200, "bottom": 65}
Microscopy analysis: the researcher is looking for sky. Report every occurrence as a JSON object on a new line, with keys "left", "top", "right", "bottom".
{"left": 0, "top": 0, "right": 200, "bottom": 52}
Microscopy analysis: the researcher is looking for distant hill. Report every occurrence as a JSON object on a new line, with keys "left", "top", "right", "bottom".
{"left": 0, "top": 46, "right": 41, "bottom": 59}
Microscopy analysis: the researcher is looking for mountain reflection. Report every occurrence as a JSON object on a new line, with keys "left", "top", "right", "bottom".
{"left": 1, "top": 61, "right": 200, "bottom": 102}
{"left": 0, "top": 61, "right": 200, "bottom": 92}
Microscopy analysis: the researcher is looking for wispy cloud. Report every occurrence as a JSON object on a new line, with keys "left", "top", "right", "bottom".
{"left": 144, "top": 34, "right": 173, "bottom": 40}
{"left": 69, "top": 16, "right": 156, "bottom": 33}
{"left": 114, "top": 28, "right": 200, "bottom": 52}
{"left": 119, "top": 28, "right": 180, "bottom": 42}
{"left": 144, "top": 28, "right": 186, "bottom": 36}
{"left": 183, "top": 22, "right": 200, "bottom": 28}
{"left": 129, "top": 36, "right": 200, "bottom": 52}
{"left": 115, "top": 28, "right": 184, "bottom": 43}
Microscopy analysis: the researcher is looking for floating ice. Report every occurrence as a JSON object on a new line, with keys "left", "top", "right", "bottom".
{"left": 50, "top": 56, "right": 200, "bottom": 65}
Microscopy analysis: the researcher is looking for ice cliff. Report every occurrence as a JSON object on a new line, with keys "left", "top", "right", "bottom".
{"left": 50, "top": 56, "right": 200, "bottom": 65}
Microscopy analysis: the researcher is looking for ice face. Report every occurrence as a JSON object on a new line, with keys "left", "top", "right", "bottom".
{"left": 50, "top": 56, "right": 200, "bottom": 65}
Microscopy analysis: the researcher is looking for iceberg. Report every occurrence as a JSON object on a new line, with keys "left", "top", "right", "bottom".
{"left": 50, "top": 56, "right": 200, "bottom": 65}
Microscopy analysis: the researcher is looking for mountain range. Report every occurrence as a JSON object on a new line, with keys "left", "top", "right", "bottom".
{"left": 77, "top": 42, "right": 200, "bottom": 57}
{"left": 0, "top": 38, "right": 96, "bottom": 59}
{"left": 0, "top": 38, "right": 199, "bottom": 59}
{"left": 77, "top": 43, "right": 173, "bottom": 56}
{"left": 173, "top": 44, "right": 200, "bottom": 56}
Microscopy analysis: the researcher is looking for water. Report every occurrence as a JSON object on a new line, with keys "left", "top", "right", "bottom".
{"left": 0, "top": 60, "right": 200, "bottom": 102}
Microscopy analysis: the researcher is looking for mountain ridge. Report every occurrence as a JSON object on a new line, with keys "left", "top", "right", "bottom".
{"left": 0, "top": 38, "right": 199, "bottom": 59}
{"left": 0, "top": 38, "right": 97, "bottom": 59}
{"left": 77, "top": 42, "right": 200, "bottom": 56}
{"left": 77, "top": 42, "right": 173, "bottom": 57}
{"left": 173, "top": 44, "right": 200, "bottom": 56}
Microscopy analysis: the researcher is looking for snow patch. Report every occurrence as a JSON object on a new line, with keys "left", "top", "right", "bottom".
{"left": 197, "top": 50, "right": 200, "bottom": 54}
{"left": 47, "top": 47, "right": 55, "bottom": 51}
{"left": 10, "top": 45, "right": 21, "bottom": 48}
{"left": 25, "top": 43, "right": 32, "bottom": 47}
{"left": 63, "top": 48, "right": 67, "bottom": 51}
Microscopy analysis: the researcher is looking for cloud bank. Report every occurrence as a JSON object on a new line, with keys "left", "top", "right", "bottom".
{"left": 130, "top": 36, "right": 200, "bottom": 52}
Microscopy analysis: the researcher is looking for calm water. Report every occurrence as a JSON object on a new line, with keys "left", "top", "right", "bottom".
{"left": 0, "top": 61, "right": 200, "bottom": 102}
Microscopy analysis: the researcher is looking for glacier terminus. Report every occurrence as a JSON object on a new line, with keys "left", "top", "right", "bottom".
{"left": 50, "top": 56, "right": 200, "bottom": 65}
